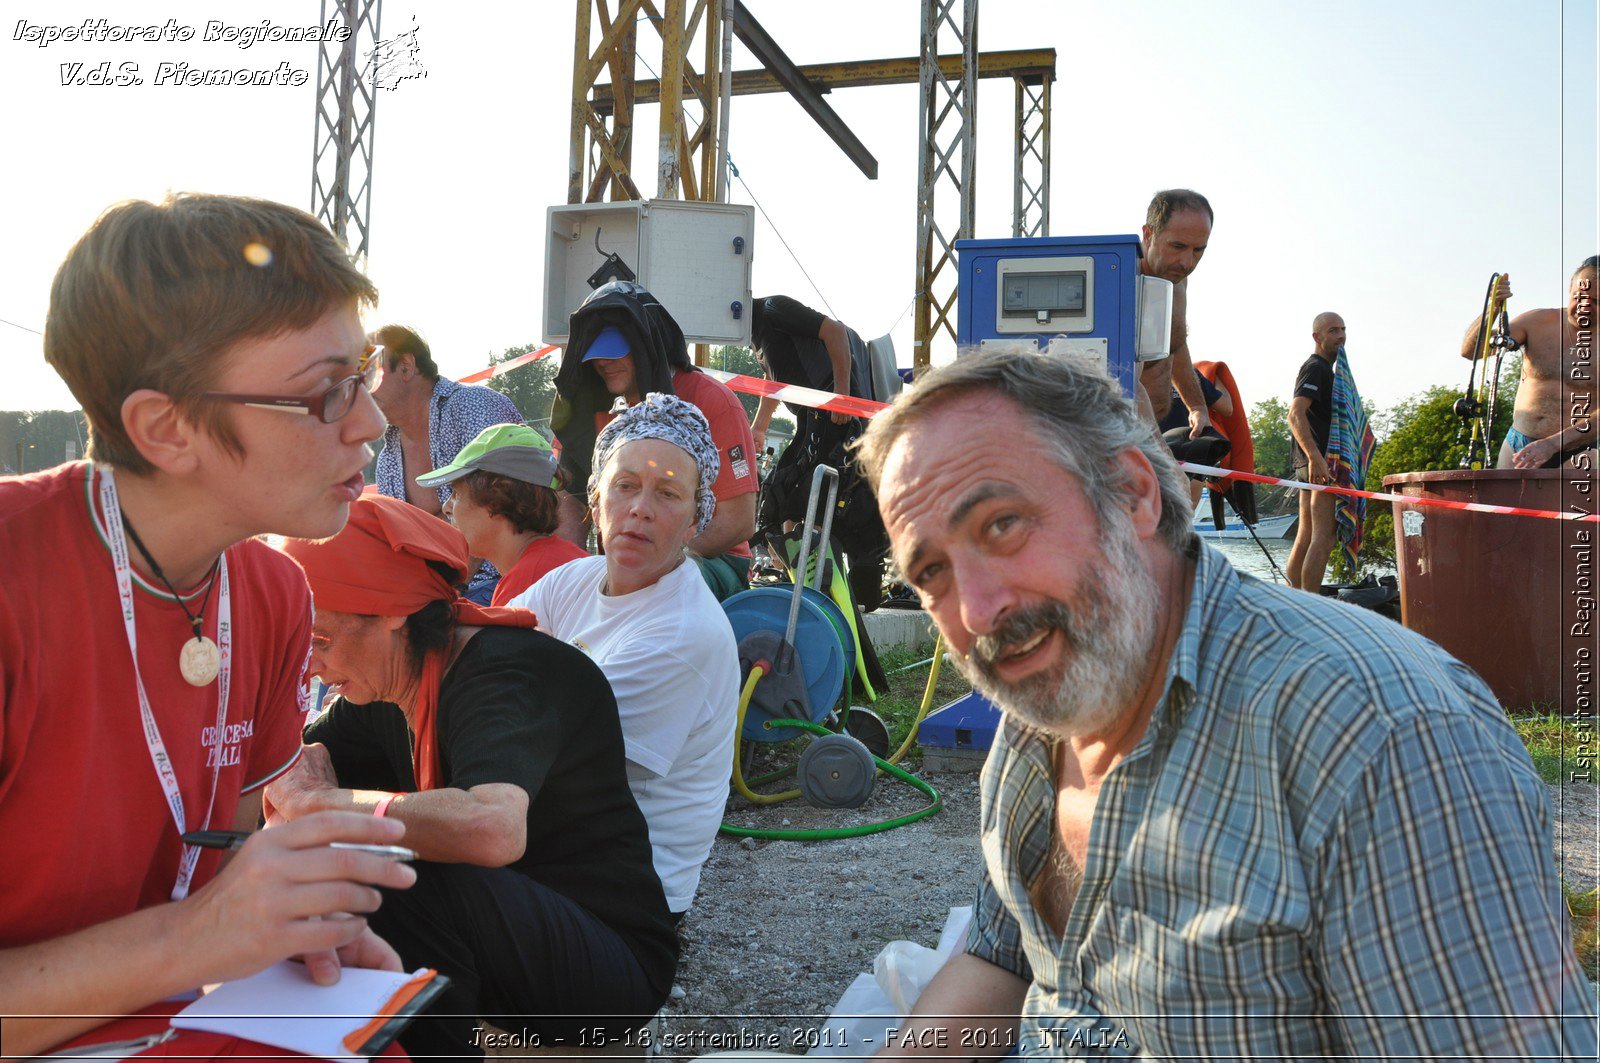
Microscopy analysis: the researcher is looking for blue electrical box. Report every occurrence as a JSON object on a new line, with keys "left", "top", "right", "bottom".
{"left": 917, "top": 689, "right": 1002, "bottom": 754}
{"left": 954, "top": 234, "right": 1171, "bottom": 399}
{"left": 917, "top": 235, "right": 1174, "bottom": 762}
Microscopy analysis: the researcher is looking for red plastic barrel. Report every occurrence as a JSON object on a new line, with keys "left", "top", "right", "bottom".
{"left": 1384, "top": 469, "right": 1596, "bottom": 711}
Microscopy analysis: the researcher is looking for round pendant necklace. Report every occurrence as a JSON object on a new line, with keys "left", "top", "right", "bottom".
{"left": 120, "top": 515, "right": 222, "bottom": 687}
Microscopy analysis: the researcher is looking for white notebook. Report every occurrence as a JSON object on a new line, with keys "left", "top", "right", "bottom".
{"left": 172, "top": 960, "right": 442, "bottom": 1058}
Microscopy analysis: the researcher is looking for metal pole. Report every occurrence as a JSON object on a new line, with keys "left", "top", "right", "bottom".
{"left": 913, "top": 0, "right": 938, "bottom": 375}
{"left": 1011, "top": 76, "right": 1052, "bottom": 238}
{"left": 715, "top": 0, "right": 733, "bottom": 202}
{"left": 568, "top": 0, "right": 593, "bottom": 203}
{"left": 913, "top": 0, "right": 977, "bottom": 372}
{"left": 1013, "top": 77, "right": 1023, "bottom": 240}
{"left": 331, "top": 0, "right": 356, "bottom": 241}
{"left": 958, "top": 0, "right": 977, "bottom": 241}
{"left": 1038, "top": 78, "right": 1051, "bottom": 236}
{"left": 657, "top": 0, "right": 686, "bottom": 198}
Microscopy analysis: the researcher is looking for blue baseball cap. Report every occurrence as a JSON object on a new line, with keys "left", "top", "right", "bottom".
{"left": 582, "top": 325, "right": 631, "bottom": 362}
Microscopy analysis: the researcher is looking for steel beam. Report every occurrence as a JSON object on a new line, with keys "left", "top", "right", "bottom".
{"left": 728, "top": 1, "right": 878, "bottom": 180}
{"left": 567, "top": 0, "right": 594, "bottom": 204}
{"left": 658, "top": 0, "right": 687, "bottom": 197}
{"left": 592, "top": 47, "right": 1053, "bottom": 110}
{"left": 570, "top": 0, "right": 723, "bottom": 205}
{"left": 570, "top": 0, "right": 649, "bottom": 203}
{"left": 597, "top": 3, "right": 638, "bottom": 201}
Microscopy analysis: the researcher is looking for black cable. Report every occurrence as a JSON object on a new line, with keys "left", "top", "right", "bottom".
{"left": 120, "top": 513, "right": 220, "bottom": 641}
{"left": 1222, "top": 490, "right": 1288, "bottom": 584}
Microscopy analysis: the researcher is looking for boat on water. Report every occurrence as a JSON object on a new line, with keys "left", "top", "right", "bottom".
{"left": 1192, "top": 489, "right": 1296, "bottom": 540}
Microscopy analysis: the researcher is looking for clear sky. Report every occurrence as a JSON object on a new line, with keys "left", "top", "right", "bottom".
{"left": 2, "top": 0, "right": 1595, "bottom": 416}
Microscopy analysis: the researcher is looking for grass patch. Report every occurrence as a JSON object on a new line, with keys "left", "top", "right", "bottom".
{"left": 1566, "top": 882, "right": 1600, "bottom": 985}
{"left": 1511, "top": 715, "right": 1598, "bottom": 986}
{"left": 1510, "top": 714, "right": 1591, "bottom": 786}
{"left": 867, "top": 643, "right": 973, "bottom": 757}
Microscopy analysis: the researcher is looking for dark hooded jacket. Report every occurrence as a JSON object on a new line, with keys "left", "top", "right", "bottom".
{"left": 552, "top": 281, "right": 695, "bottom": 496}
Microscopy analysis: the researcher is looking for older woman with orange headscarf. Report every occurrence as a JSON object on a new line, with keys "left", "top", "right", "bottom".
{"left": 266, "top": 495, "right": 675, "bottom": 1060}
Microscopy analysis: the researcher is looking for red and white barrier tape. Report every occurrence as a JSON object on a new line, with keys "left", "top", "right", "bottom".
{"left": 458, "top": 345, "right": 561, "bottom": 384}
{"left": 1178, "top": 461, "right": 1599, "bottom": 524}
{"left": 697, "top": 367, "right": 890, "bottom": 419}
{"left": 464, "top": 349, "right": 1596, "bottom": 524}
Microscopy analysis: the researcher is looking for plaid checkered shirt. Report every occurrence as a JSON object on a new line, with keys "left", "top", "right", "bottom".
{"left": 968, "top": 542, "right": 1597, "bottom": 1059}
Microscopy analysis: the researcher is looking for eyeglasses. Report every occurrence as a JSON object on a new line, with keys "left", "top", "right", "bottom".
{"left": 203, "top": 348, "right": 383, "bottom": 424}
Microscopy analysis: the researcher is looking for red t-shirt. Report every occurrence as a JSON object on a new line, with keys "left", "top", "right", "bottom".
{"left": 489, "top": 535, "right": 589, "bottom": 607}
{"left": 0, "top": 464, "right": 311, "bottom": 949}
{"left": 669, "top": 369, "right": 759, "bottom": 502}
{"left": 47, "top": 1001, "right": 408, "bottom": 1059}
{"left": 593, "top": 370, "right": 760, "bottom": 502}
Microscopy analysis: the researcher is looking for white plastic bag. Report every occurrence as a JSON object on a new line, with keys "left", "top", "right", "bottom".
{"left": 809, "top": 906, "right": 974, "bottom": 1060}
{"left": 872, "top": 906, "right": 972, "bottom": 1014}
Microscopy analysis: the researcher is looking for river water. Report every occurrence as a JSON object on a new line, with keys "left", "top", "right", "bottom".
{"left": 1210, "top": 536, "right": 1294, "bottom": 584}
{"left": 1207, "top": 535, "right": 1399, "bottom": 587}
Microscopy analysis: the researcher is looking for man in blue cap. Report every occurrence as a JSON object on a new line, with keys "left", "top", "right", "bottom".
{"left": 551, "top": 282, "right": 758, "bottom": 599}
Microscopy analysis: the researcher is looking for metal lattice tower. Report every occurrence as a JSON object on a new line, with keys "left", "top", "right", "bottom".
{"left": 915, "top": 0, "right": 978, "bottom": 372}
{"left": 577, "top": 1, "right": 1049, "bottom": 369}
{"left": 569, "top": 0, "right": 728, "bottom": 204}
{"left": 1013, "top": 75, "right": 1050, "bottom": 238}
{"left": 310, "top": 0, "right": 382, "bottom": 263}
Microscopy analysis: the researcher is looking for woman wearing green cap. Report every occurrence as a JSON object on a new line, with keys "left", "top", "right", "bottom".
{"left": 417, "top": 424, "right": 588, "bottom": 605}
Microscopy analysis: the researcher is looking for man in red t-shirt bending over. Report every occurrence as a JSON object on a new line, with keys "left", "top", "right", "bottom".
{"left": 551, "top": 281, "right": 758, "bottom": 600}
{"left": 0, "top": 194, "right": 417, "bottom": 1055}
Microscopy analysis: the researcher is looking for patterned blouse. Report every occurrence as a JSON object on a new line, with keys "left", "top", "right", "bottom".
{"left": 375, "top": 377, "right": 524, "bottom": 602}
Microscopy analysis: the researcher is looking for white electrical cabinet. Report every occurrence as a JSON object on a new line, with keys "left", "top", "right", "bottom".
{"left": 542, "top": 199, "right": 755, "bottom": 345}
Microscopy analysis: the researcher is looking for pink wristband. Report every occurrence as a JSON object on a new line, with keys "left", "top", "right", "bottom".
{"left": 372, "top": 793, "right": 397, "bottom": 818}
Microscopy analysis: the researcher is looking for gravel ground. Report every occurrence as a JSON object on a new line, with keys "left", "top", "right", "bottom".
{"left": 481, "top": 764, "right": 1595, "bottom": 1060}
{"left": 1552, "top": 780, "right": 1600, "bottom": 893}
{"left": 648, "top": 775, "right": 1598, "bottom": 1059}
{"left": 656, "top": 769, "right": 984, "bottom": 1056}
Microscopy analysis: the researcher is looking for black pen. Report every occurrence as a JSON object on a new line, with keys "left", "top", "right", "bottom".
{"left": 181, "top": 829, "right": 416, "bottom": 861}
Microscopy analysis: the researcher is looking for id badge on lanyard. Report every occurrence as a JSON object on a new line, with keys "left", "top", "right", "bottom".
{"left": 96, "top": 465, "right": 233, "bottom": 901}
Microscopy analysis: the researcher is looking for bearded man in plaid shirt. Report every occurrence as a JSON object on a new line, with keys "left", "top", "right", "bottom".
{"left": 857, "top": 349, "right": 1596, "bottom": 1061}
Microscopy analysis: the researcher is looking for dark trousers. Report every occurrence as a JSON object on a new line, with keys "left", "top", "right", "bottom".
{"left": 370, "top": 862, "right": 661, "bottom": 1062}
{"left": 767, "top": 414, "right": 889, "bottom": 612}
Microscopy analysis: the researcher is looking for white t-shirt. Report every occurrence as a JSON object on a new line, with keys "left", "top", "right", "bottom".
{"left": 512, "top": 555, "right": 738, "bottom": 912}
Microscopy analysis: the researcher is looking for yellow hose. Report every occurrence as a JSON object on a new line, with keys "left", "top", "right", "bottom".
{"left": 729, "top": 631, "right": 948, "bottom": 803}
{"left": 885, "top": 632, "right": 944, "bottom": 766}
{"left": 730, "top": 664, "right": 801, "bottom": 804}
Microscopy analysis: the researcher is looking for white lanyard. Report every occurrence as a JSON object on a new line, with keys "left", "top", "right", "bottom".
{"left": 96, "top": 465, "right": 233, "bottom": 901}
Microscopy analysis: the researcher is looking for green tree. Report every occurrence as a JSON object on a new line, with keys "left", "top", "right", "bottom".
{"left": 711, "top": 344, "right": 794, "bottom": 448}
{"left": 1, "top": 409, "right": 89, "bottom": 473}
{"left": 1359, "top": 380, "right": 1512, "bottom": 570}
{"left": 483, "top": 343, "right": 560, "bottom": 429}
{"left": 710, "top": 345, "right": 772, "bottom": 423}
{"left": 1248, "top": 397, "right": 1296, "bottom": 515}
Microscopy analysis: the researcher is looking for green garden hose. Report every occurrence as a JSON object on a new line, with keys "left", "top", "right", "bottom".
{"left": 720, "top": 635, "right": 947, "bottom": 840}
